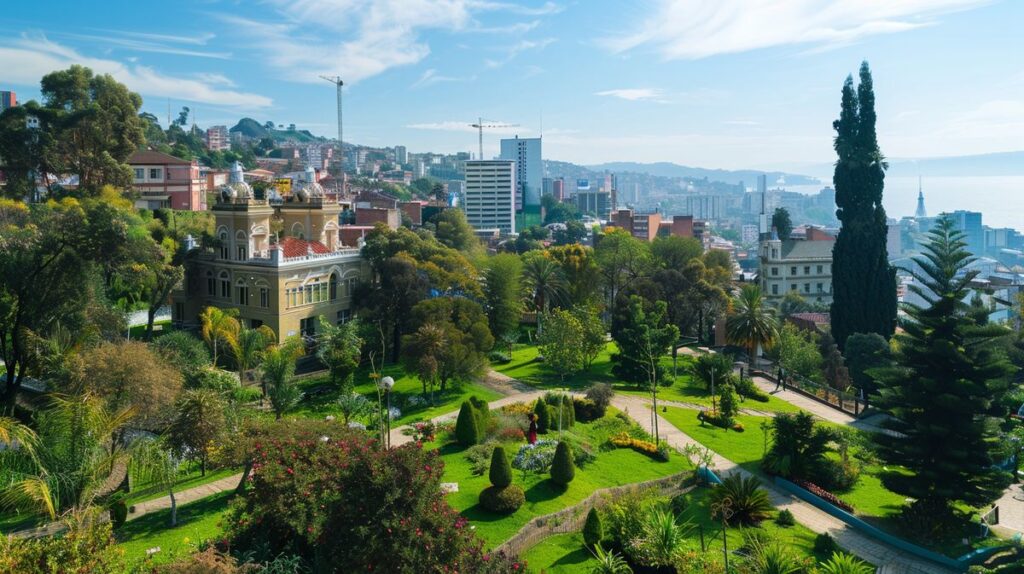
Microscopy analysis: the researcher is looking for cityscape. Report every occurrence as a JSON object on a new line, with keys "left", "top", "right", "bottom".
{"left": 2, "top": 1, "right": 1024, "bottom": 574}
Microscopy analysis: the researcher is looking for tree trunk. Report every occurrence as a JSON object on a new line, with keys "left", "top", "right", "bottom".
{"left": 145, "top": 306, "right": 157, "bottom": 341}
{"left": 201, "top": 456, "right": 206, "bottom": 477}
{"left": 169, "top": 489, "right": 178, "bottom": 528}
{"left": 235, "top": 460, "right": 253, "bottom": 494}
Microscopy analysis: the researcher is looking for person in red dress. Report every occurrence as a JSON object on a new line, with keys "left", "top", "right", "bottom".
{"left": 527, "top": 413, "right": 538, "bottom": 445}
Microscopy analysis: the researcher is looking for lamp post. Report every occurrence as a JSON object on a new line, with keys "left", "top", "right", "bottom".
{"left": 378, "top": 375, "right": 395, "bottom": 449}
{"left": 710, "top": 366, "right": 717, "bottom": 413}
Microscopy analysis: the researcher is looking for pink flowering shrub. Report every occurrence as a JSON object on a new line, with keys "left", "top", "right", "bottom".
{"left": 225, "top": 419, "right": 523, "bottom": 573}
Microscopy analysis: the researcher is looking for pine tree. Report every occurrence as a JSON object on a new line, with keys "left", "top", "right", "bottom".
{"left": 872, "top": 217, "right": 1013, "bottom": 527}
{"left": 550, "top": 441, "right": 575, "bottom": 486}
{"left": 582, "top": 507, "right": 603, "bottom": 548}
{"left": 534, "top": 398, "right": 550, "bottom": 434}
{"left": 489, "top": 446, "right": 512, "bottom": 488}
{"left": 830, "top": 62, "right": 897, "bottom": 350}
{"left": 455, "top": 401, "right": 480, "bottom": 446}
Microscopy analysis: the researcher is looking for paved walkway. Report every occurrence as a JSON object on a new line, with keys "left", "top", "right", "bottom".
{"left": 127, "top": 473, "right": 243, "bottom": 521}
{"left": 611, "top": 394, "right": 956, "bottom": 574}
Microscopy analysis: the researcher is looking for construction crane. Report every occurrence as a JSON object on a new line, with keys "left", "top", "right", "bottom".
{"left": 320, "top": 75, "right": 344, "bottom": 149}
{"left": 470, "top": 117, "right": 519, "bottom": 160}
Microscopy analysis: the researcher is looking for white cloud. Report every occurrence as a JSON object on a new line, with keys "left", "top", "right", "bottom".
{"left": 484, "top": 38, "right": 555, "bottom": 68}
{"left": 223, "top": 1, "right": 558, "bottom": 84}
{"left": 595, "top": 88, "right": 669, "bottom": 103}
{"left": 411, "top": 69, "right": 471, "bottom": 88}
{"left": 607, "top": 0, "right": 994, "bottom": 59}
{"left": 406, "top": 120, "right": 527, "bottom": 135}
{"left": 0, "top": 34, "right": 271, "bottom": 109}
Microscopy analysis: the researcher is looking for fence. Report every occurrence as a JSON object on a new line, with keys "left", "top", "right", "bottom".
{"left": 493, "top": 470, "right": 694, "bottom": 557}
{"left": 745, "top": 354, "right": 866, "bottom": 416}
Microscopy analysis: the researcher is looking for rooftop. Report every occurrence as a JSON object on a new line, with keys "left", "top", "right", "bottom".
{"left": 278, "top": 237, "right": 331, "bottom": 258}
{"left": 128, "top": 149, "right": 192, "bottom": 165}
{"left": 781, "top": 239, "right": 835, "bottom": 260}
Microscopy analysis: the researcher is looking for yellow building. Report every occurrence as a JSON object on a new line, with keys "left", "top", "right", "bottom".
{"left": 172, "top": 163, "right": 367, "bottom": 340}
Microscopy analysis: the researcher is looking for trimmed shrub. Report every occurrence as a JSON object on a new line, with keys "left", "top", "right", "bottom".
{"left": 582, "top": 507, "right": 603, "bottom": 548}
{"left": 775, "top": 509, "right": 796, "bottom": 527}
{"left": 584, "top": 383, "right": 614, "bottom": 413}
{"left": 718, "top": 382, "right": 739, "bottom": 424}
{"left": 550, "top": 441, "right": 575, "bottom": 486}
{"left": 489, "top": 446, "right": 513, "bottom": 487}
{"left": 455, "top": 401, "right": 481, "bottom": 446}
{"left": 609, "top": 433, "right": 669, "bottom": 461}
{"left": 573, "top": 398, "right": 602, "bottom": 422}
{"left": 814, "top": 533, "right": 841, "bottom": 557}
{"left": 736, "top": 376, "right": 770, "bottom": 402}
{"left": 479, "top": 485, "right": 525, "bottom": 513}
{"left": 708, "top": 473, "right": 773, "bottom": 526}
{"left": 533, "top": 399, "right": 550, "bottom": 433}
{"left": 465, "top": 442, "right": 496, "bottom": 476}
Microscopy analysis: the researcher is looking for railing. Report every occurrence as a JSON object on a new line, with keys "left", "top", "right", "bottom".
{"left": 747, "top": 355, "right": 866, "bottom": 416}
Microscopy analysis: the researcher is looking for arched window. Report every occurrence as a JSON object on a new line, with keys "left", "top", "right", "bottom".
{"left": 219, "top": 271, "right": 231, "bottom": 299}
{"left": 235, "top": 230, "right": 248, "bottom": 261}
{"left": 205, "top": 271, "right": 215, "bottom": 296}
{"left": 329, "top": 272, "right": 338, "bottom": 301}
{"left": 236, "top": 279, "right": 249, "bottom": 306}
{"left": 291, "top": 222, "right": 305, "bottom": 240}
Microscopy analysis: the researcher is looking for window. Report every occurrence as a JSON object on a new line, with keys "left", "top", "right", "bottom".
{"left": 771, "top": 284, "right": 779, "bottom": 295}
{"left": 134, "top": 168, "right": 144, "bottom": 180}
{"left": 817, "top": 282, "right": 823, "bottom": 293}
{"left": 174, "top": 302, "right": 184, "bottom": 322}
{"left": 790, "top": 266, "right": 797, "bottom": 276}
{"left": 804, "top": 266, "right": 810, "bottom": 275}
{"left": 329, "top": 274, "right": 338, "bottom": 300}
{"left": 149, "top": 168, "right": 162, "bottom": 179}
{"left": 219, "top": 232, "right": 229, "bottom": 260}
{"left": 791, "top": 284, "right": 797, "bottom": 290}
{"left": 219, "top": 273, "right": 230, "bottom": 298}
{"left": 260, "top": 287, "right": 270, "bottom": 308}
{"left": 237, "top": 245, "right": 247, "bottom": 260}
{"left": 771, "top": 267, "right": 779, "bottom": 276}
{"left": 817, "top": 265, "right": 823, "bottom": 274}
{"left": 251, "top": 319, "right": 263, "bottom": 329}
{"left": 237, "top": 283, "right": 249, "bottom": 305}
{"left": 299, "top": 317, "right": 316, "bottom": 338}
{"left": 206, "top": 272, "right": 215, "bottom": 296}
{"left": 337, "top": 309, "right": 351, "bottom": 325}
{"left": 804, "top": 283, "right": 810, "bottom": 293}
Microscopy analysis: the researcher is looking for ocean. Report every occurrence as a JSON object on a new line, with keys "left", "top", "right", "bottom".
{"left": 783, "top": 176, "right": 1024, "bottom": 230}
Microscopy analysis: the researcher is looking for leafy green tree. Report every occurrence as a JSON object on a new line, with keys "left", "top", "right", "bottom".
{"left": 433, "top": 208, "right": 478, "bottom": 253}
{"left": 542, "top": 194, "right": 579, "bottom": 224}
{"left": 260, "top": 338, "right": 304, "bottom": 420}
{"left": 594, "top": 228, "right": 652, "bottom": 309}
{"left": 778, "top": 291, "right": 812, "bottom": 320}
{"left": 317, "top": 317, "right": 363, "bottom": 394}
{"left": 355, "top": 255, "right": 428, "bottom": 362}
{"left": 654, "top": 260, "right": 728, "bottom": 366}
{"left": 547, "top": 243, "right": 600, "bottom": 307}
{"left": 404, "top": 323, "right": 446, "bottom": 401}
{"left": 844, "top": 332, "right": 891, "bottom": 398}
{"left": 337, "top": 392, "right": 372, "bottom": 425}
{"left": 583, "top": 507, "right": 604, "bottom": 549}
{"left": 771, "top": 208, "right": 793, "bottom": 240}
{"left": 405, "top": 297, "right": 492, "bottom": 391}
{"left": 726, "top": 285, "right": 778, "bottom": 359}
{"left": 489, "top": 446, "right": 512, "bottom": 488}
{"left": 455, "top": 401, "right": 481, "bottom": 446}
{"left": 873, "top": 217, "right": 1014, "bottom": 526}
{"left": 483, "top": 253, "right": 524, "bottom": 341}
{"left": 830, "top": 62, "right": 897, "bottom": 350}
{"left": 718, "top": 382, "right": 739, "bottom": 424}
{"left": 166, "top": 389, "right": 226, "bottom": 477}
{"left": 690, "top": 353, "right": 734, "bottom": 392}
{"left": 550, "top": 441, "right": 575, "bottom": 485}
{"left": 538, "top": 308, "right": 585, "bottom": 381}
{"left": 552, "top": 220, "right": 587, "bottom": 245}
{"left": 575, "top": 304, "right": 607, "bottom": 369}
{"left": 651, "top": 235, "right": 703, "bottom": 270}
{"left": 772, "top": 323, "right": 824, "bottom": 382}
{"left": 521, "top": 250, "right": 568, "bottom": 331}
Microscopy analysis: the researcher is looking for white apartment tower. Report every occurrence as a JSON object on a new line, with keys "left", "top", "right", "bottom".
{"left": 499, "top": 136, "right": 541, "bottom": 209}
{"left": 464, "top": 160, "right": 516, "bottom": 235}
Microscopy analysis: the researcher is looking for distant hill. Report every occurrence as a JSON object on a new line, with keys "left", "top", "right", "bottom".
{"left": 230, "top": 118, "right": 322, "bottom": 143}
{"left": 886, "top": 151, "right": 1024, "bottom": 177}
{"left": 584, "top": 161, "right": 819, "bottom": 186}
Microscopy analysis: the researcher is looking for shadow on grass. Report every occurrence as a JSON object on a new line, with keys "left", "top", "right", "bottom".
{"left": 460, "top": 503, "right": 514, "bottom": 523}
{"left": 551, "top": 546, "right": 592, "bottom": 567}
{"left": 525, "top": 479, "right": 567, "bottom": 503}
{"left": 115, "top": 491, "right": 235, "bottom": 541}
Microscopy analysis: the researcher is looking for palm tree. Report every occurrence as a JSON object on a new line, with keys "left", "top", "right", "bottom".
{"left": 199, "top": 306, "right": 240, "bottom": 366}
{"left": 230, "top": 324, "right": 275, "bottom": 386}
{"left": 725, "top": 284, "right": 778, "bottom": 360}
{"left": 644, "top": 507, "right": 691, "bottom": 567}
{"left": 522, "top": 255, "right": 567, "bottom": 332}
{"left": 261, "top": 337, "right": 305, "bottom": 420}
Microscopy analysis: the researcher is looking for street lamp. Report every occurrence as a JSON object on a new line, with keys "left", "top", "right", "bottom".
{"left": 378, "top": 376, "right": 395, "bottom": 448}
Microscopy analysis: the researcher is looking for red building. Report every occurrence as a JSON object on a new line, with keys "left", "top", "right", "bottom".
{"left": 128, "top": 150, "right": 205, "bottom": 211}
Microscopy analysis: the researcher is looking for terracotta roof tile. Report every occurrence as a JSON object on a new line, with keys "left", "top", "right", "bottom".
{"left": 279, "top": 237, "right": 331, "bottom": 258}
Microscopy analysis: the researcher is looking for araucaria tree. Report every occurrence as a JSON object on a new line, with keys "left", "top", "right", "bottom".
{"left": 830, "top": 61, "right": 897, "bottom": 350}
{"left": 873, "top": 217, "right": 1013, "bottom": 529}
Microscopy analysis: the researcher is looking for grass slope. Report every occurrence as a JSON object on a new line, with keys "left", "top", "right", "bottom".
{"left": 117, "top": 491, "right": 234, "bottom": 569}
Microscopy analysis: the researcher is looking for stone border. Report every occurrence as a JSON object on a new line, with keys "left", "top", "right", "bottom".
{"left": 493, "top": 470, "right": 694, "bottom": 557}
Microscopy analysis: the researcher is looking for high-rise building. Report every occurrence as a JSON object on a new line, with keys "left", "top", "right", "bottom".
{"left": 552, "top": 178, "right": 565, "bottom": 201}
{"left": 206, "top": 125, "right": 230, "bottom": 151}
{"left": 463, "top": 160, "right": 516, "bottom": 234}
{"left": 395, "top": 145, "right": 408, "bottom": 165}
{"left": 574, "top": 190, "right": 612, "bottom": 220}
{"left": 949, "top": 210, "right": 984, "bottom": 255}
{"left": 499, "top": 136, "right": 541, "bottom": 209}
{"left": 915, "top": 177, "right": 927, "bottom": 218}
{"left": 684, "top": 195, "right": 722, "bottom": 220}
{"left": 0, "top": 91, "right": 16, "bottom": 111}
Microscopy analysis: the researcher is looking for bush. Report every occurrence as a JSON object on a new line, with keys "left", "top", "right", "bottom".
{"left": 814, "top": 458, "right": 861, "bottom": 492}
{"left": 455, "top": 401, "right": 481, "bottom": 446}
{"left": 573, "top": 398, "right": 602, "bottom": 422}
{"left": 819, "top": 552, "right": 874, "bottom": 574}
{"left": 479, "top": 485, "right": 525, "bottom": 513}
{"left": 775, "top": 508, "right": 796, "bottom": 527}
{"left": 585, "top": 383, "right": 615, "bottom": 413}
{"left": 550, "top": 441, "right": 575, "bottom": 486}
{"left": 708, "top": 473, "right": 773, "bottom": 526}
{"left": 697, "top": 409, "right": 738, "bottom": 431}
{"left": 735, "top": 376, "right": 770, "bottom": 402}
{"left": 489, "top": 412, "right": 528, "bottom": 442}
{"left": 465, "top": 443, "right": 496, "bottom": 476}
{"left": 488, "top": 351, "right": 511, "bottom": 364}
{"left": 108, "top": 497, "right": 127, "bottom": 530}
{"left": 814, "top": 533, "right": 842, "bottom": 557}
{"left": 582, "top": 507, "right": 603, "bottom": 548}
{"left": 0, "top": 512, "right": 125, "bottom": 574}
{"left": 232, "top": 386, "right": 264, "bottom": 404}
{"left": 718, "top": 382, "right": 739, "bottom": 424}
{"left": 533, "top": 399, "right": 550, "bottom": 433}
{"left": 610, "top": 433, "right": 668, "bottom": 461}
{"left": 489, "top": 446, "right": 513, "bottom": 488}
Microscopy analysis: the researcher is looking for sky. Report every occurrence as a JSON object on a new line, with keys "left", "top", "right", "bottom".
{"left": 3, "top": 0, "right": 1023, "bottom": 171}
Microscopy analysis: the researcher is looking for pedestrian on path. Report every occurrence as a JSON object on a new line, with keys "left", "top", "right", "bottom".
{"left": 775, "top": 367, "right": 783, "bottom": 392}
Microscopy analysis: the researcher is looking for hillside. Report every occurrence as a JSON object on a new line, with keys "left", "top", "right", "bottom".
{"left": 230, "top": 118, "right": 322, "bottom": 143}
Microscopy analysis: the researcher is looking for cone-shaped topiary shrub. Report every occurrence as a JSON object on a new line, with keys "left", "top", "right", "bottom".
{"left": 534, "top": 399, "right": 550, "bottom": 433}
{"left": 582, "top": 507, "right": 603, "bottom": 548}
{"left": 550, "top": 441, "right": 575, "bottom": 486}
{"left": 489, "top": 446, "right": 512, "bottom": 488}
{"left": 455, "top": 401, "right": 480, "bottom": 446}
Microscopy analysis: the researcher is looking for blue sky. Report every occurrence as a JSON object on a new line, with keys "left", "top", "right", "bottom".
{"left": 3, "top": 1, "right": 1022, "bottom": 170}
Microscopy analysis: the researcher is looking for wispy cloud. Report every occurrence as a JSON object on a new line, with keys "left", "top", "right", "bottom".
{"left": 606, "top": 0, "right": 993, "bottom": 59}
{"left": 55, "top": 30, "right": 230, "bottom": 59}
{"left": 0, "top": 34, "right": 271, "bottom": 108}
{"left": 221, "top": 0, "right": 558, "bottom": 84}
{"left": 484, "top": 38, "right": 556, "bottom": 68}
{"left": 595, "top": 88, "right": 669, "bottom": 103}
{"left": 411, "top": 68, "right": 473, "bottom": 88}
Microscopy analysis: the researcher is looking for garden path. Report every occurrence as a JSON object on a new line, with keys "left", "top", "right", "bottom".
{"left": 611, "top": 393, "right": 957, "bottom": 574}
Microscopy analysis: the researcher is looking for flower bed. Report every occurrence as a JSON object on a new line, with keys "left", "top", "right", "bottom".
{"left": 794, "top": 479, "right": 855, "bottom": 513}
{"left": 512, "top": 440, "right": 558, "bottom": 473}
{"left": 610, "top": 433, "right": 669, "bottom": 461}
{"left": 696, "top": 409, "right": 744, "bottom": 432}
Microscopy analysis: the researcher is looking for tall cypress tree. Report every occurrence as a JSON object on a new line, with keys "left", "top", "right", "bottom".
{"left": 830, "top": 62, "right": 897, "bottom": 350}
{"left": 872, "top": 217, "right": 1012, "bottom": 529}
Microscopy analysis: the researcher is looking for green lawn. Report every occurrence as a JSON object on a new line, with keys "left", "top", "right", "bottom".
{"left": 128, "top": 319, "right": 172, "bottom": 340}
{"left": 126, "top": 467, "right": 239, "bottom": 507}
{"left": 293, "top": 362, "right": 502, "bottom": 426}
{"left": 438, "top": 413, "right": 689, "bottom": 547}
{"left": 521, "top": 532, "right": 596, "bottom": 573}
{"left": 116, "top": 490, "right": 234, "bottom": 569}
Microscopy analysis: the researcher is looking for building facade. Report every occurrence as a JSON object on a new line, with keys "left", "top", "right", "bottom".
{"left": 499, "top": 136, "right": 541, "bottom": 209}
{"left": 464, "top": 160, "right": 516, "bottom": 235}
{"left": 206, "top": 126, "right": 230, "bottom": 151}
{"left": 759, "top": 235, "right": 836, "bottom": 304}
{"left": 575, "top": 190, "right": 612, "bottom": 221}
{"left": 129, "top": 150, "right": 206, "bottom": 211}
{"left": 172, "top": 163, "right": 367, "bottom": 341}
{"left": 0, "top": 91, "right": 16, "bottom": 111}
